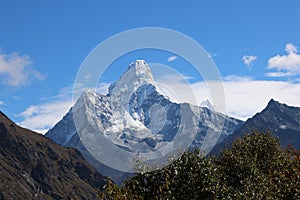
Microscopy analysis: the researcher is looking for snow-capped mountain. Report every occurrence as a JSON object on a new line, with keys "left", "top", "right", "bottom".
{"left": 46, "top": 60, "right": 242, "bottom": 183}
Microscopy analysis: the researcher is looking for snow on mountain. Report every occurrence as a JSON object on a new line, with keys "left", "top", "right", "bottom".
{"left": 46, "top": 60, "right": 243, "bottom": 183}
{"left": 200, "top": 99, "right": 215, "bottom": 111}
{"left": 108, "top": 60, "right": 154, "bottom": 96}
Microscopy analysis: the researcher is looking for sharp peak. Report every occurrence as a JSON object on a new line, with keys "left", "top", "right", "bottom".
{"left": 128, "top": 60, "right": 148, "bottom": 68}
{"left": 201, "top": 99, "right": 212, "bottom": 104}
{"left": 126, "top": 60, "right": 151, "bottom": 73}
{"left": 127, "top": 60, "right": 154, "bottom": 82}
{"left": 76, "top": 90, "right": 102, "bottom": 104}
{"left": 122, "top": 60, "right": 153, "bottom": 78}
{"left": 108, "top": 60, "right": 155, "bottom": 96}
{"left": 267, "top": 98, "right": 299, "bottom": 108}
{"left": 265, "top": 98, "right": 290, "bottom": 111}
{"left": 200, "top": 99, "right": 214, "bottom": 110}
{"left": 79, "top": 89, "right": 96, "bottom": 97}
{"left": 269, "top": 98, "right": 277, "bottom": 103}
{"left": 267, "top": 98, "right": 281, "bottom": 107}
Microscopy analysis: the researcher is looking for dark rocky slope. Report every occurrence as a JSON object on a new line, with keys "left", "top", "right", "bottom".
{"left": 0, "top": 111, "right": 106, "bottom": 199}
{"left": 211, "top": 99, "right": 300, "bottom": 154}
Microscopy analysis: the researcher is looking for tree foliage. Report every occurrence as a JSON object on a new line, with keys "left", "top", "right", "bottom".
{"left": 99, "top": 131, "right": 300, "bottom": 199}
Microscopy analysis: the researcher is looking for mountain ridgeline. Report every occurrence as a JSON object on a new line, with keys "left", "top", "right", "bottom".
{"left": 211, "top": 99, "right": 300, "bottom": 154}
{"left": 46, "top": 60, "right": 243, "bottom": 183}
{"left": 46, "top": 60, "right": 300, "bottom": 184}
{"left": 1, "top": 59, "right": 299, "bottom": 199}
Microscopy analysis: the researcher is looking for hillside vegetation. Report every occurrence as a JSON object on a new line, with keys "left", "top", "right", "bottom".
{"left": 100, "top": 131, "right": 300, "bottom": 199}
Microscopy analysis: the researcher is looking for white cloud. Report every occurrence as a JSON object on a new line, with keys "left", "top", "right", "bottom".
{"left": 18, "top": 88, "right": 73, "bottom": 134}
{"left": 219, "top": 78, "right": 300, "bottom": 120}
{"left": 156, "top": 74, "right": 194, "bottom": 83}
{"left": 208, "top": 52, "right": 217, "bottom": 58}
{"left": 265, "top": 72, "right": 292, "bottom": 77}
{"left": 18, "top": 83, "right": 110, "bottom": 134}
{"left": 0, "top": 100, "right": 4, "bottom": 105}
{"left": 155, "top": 74, "right": 300, "bottom": 121}
{"left": 155, "top": 74, "right": 196, "bottom": 103}
{"left": 0, "top": 51, "right": 44, "bottom": 86}
{"left": 167, "top": 56, "right": 177, "bottom": 62}
{"left": 223, "top": 75, "right": 253, "bottom": 82}
{"left": 19, "top": 100, "right": 72, "bottom": 134}
{"left": 286, "top": 43, "right": 298, "bottom": 54}
{"left": 267, "top": 43, "right": 300, "bottom": 76}
{"left": 242, "top": 55, "right": 257, "bottom": 67}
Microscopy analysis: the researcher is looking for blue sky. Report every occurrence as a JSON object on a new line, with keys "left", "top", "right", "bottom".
{"left": 0, "top": 1, "right": 300, "bottom": 133}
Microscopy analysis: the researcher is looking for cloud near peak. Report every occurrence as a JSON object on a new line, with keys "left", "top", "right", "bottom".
{"left": 154, "top": 73, "right": 300, "bottom": 121}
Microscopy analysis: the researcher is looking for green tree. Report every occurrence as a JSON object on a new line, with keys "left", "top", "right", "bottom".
{"left": 124, "top": 150, "right": 219, "bottom": 199}
{"left": 217, "top": 131, "right": 300, "bottom": 199}
{"left": 99, "top": 131, "right": 300, "bottom": 199}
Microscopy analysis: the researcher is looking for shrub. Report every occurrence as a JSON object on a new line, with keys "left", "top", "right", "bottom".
{"left": 99, "top": 131, "right": 300, "bottom": 199}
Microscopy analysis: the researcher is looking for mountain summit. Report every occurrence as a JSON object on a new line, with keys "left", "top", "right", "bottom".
{"left": 108, "top": 60, "right": 154, "bottom": 96}
{"left": 200, "top": 99, "right": 215, "bottom": 111}
{"left": 211, "top": 99, "right": 300, "bottom": 154}
{"left": 46, "top": 60, "right": 242, "bottom": 183}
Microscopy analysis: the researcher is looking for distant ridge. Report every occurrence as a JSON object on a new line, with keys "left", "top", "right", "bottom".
{"left": 211, "top": 99, "right": 300, "bottom": 154}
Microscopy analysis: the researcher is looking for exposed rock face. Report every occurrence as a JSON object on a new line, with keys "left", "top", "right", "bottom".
{"left": 211, "top": 99, "right": 300, "bottom": 154}
{"left": 46, "top": 60, "right": 243, "bottom": 183}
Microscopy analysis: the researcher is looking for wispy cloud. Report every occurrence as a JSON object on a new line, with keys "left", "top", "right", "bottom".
{"left": 18, "top": 87, "right": 73, "bottom": 134}
{"left": 167, "top": 56, "right": 177, "bottom": 62}
{"left": 156, "top": 74, "right": 194, "bottom": 83}
{"left": 266, "top": 43, "right": 300, "bottom": 77}
{"left": 0, "top": 51, "right": 44, "bottom": 86}
{"left": 0, "top": 100, "right": 4, "bottom": 105}
{"left": 242, "top": 55, "right": 257, "bottom": 68}
{"left": 223, "top": 75, "right": 253, "bottom": 82}
{"left": 155, "top": 73, "right": 300, "bottom": 121}
{"left": 265, "top": 72, "right": 292, "bottom": 77}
